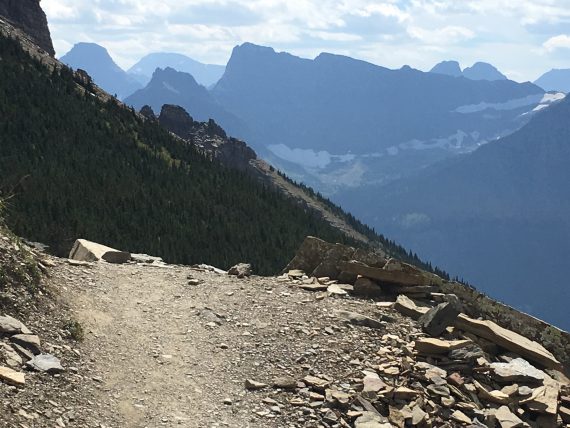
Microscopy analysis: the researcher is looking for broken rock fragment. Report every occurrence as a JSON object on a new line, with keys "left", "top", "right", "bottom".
{"left": 228, "top": 263, "right": 252, "bottom": 278}
{"left": 418, "top": 301, "right": 460, "bottom": 336}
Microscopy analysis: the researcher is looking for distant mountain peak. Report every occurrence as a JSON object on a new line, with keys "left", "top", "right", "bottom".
{"left": 127, "top": 52, "right": 225, "bottom": 88}
{"left": 430, "top": 60, "right": 507, "bottom": 81}
{"left": 60, "top": 42, "right": 141, "bottom": 99}
{"left": 430, "top": 60, "right": 462, "bottom": 77}
{"left": 535, "top": 68, "right": 570, "bottom": 93}
{"left": 463, "top": 62, "right": 507, "bottom": 81}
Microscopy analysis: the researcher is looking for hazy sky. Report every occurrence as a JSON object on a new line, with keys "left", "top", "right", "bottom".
{"left": 43, "top": 0, "right": 570, "bottom": 81}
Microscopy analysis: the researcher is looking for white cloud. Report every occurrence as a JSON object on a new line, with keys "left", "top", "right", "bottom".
{"left": 42, "top": 0, "right": 570, "bottom": 81}
{"left": 407, "top": 25, "right": 475, "bottom": 45}
{"left": 543, "top": 34, "right": 570, "bottom": 52}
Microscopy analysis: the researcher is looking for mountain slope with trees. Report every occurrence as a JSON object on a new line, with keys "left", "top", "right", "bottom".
{"left": 0, "top": 31, "right": 438, "bottom": 276}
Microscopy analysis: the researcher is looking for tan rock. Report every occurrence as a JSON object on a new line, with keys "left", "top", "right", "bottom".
{"left": 339, "top": 260, "right": 438, "bottom": 287}
{"left": 69, "top": 239, "right": 130, "bottom": 264}
{"left": 244, "top": 379, "right": 267, "bottom": 390}
{"left": 392, "top": 386, "right": 419, "bottom": 400}
{"left": 394, "top": 295, "right": 428, "bottom": 320}
{"left": 520, "top": 377, "right": 559, "bottom": 415}
{"left": 494, "top": 405, "right": 527, "bottom": 428}
{"left": 303, "top": 375, "right": 330, "bottom": 390}
{"left": 455, "top": 314, "right": 562, "bottom": 371}
{"left": 0, "top": 315, "right": 32, "bottom": 335}
{"left": 473, "top": 380, "right": 511, "bottom": 405}
{"left": 354, "top": 411, "right": 392, "bottom": 428}
{"left": 414, "top": 338, "right": 471, "bottom": 354}
{"left": 451, "top": 410, "right": 472, "bottom": 424}
{"left": 10, "top": 334, "right": 41, "bottom": 355}
{"left": 272, "top": 376, "right": 297, "bottom": 389}
{"left": 0, "top": 366, "right": 25, "bottom": 386}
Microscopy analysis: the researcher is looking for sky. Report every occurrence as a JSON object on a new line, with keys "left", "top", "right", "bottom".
{"left": 43, "top": 0, "right": 570, "bottom": 81}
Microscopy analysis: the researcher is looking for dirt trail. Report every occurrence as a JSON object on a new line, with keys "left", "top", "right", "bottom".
{"left": 57, "top": 260, "right": 399, "bottom": 428}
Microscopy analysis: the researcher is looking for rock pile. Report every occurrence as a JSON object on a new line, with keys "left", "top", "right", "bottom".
{"left": 272, "top": 237, "right": 570, "bottom": 427}
{"left": 0, "top": 314, "right": 64, "bottom": 387}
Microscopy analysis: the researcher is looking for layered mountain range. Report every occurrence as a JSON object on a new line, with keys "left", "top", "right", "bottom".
{"left": 128, "top": 53, "right": 225, "bottom": 88}
{"left": 337, "top": 95, "right": 570, "bottom": 329}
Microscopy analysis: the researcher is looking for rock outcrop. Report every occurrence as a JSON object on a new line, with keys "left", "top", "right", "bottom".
{"left": 157, "top": 104, "right": 257, "bottom": 172}
{"left": 284, "top": 236, "right": 570, "bottom": 370}
{"left": 0, "top": 0, "right": 54, "bottom": 56}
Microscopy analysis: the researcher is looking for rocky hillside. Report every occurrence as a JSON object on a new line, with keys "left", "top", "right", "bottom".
{"left": 1, "top": 234, "right": 569, "bottom": 427}
{"left": 0, "top": 0, "right": 54, "bottom": 56}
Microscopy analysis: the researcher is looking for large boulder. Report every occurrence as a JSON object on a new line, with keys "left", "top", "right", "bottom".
{"left": 69, "top": 239, "right": 131, "bottom": 264}
{"left": 283, "top": 236, "right": 386, "bottom": 281}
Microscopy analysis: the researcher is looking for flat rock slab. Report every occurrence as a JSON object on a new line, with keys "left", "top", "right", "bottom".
{"left": 414, "top": 338, "right": 472, "bottom": 354}
{"left": 336, "top": 310, "right": 384, "bottom": 330}
{"left": 455, "top": 315, "right": 562, "bottom": 371}
{"left": 26, "top": 354, "right": 64, "bottom": 374}
{"left": 490, "top": 358, "right": 546, "bottom": 384}
{"left": 521, "top": 377, "right": 560, "bottom": 415}
{"left": 339, "top": 260, "right": 435, "bottom": 287}
{"left": 394, "top": 295, "right": 428, "bottom": 320}
{"left": 0, "top": 366, "right": 25, "bottom": 386}
{"left": 0, "top": 315, "right": 32, "bottom": 335}
{"left": 495, "top": 405, "right": 527, "bottom": 428}
{"left": 354, "top": 411, "right": 392, "bottom": 428}
{"left": 10, "top": 334, "right": 41, "bottom": 355}
{"left": 69, "top": 239, "right": 131, "bottom": 264}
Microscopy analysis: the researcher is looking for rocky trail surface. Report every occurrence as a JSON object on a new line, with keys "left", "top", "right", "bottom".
{"left": 1, "top": 237, "right": 570, "bottom": 427}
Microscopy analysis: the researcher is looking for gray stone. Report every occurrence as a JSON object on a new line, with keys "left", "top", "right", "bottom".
{"left": 490, "top": 358, "right": 546, "bottom": 384}
{"left": 10, "top": 334, "right": 41, "bottom": 355}
{"left": 0, "top": 315, "right": 32, "bottom": 335}
{"left": 26, "top": 354, "right": 64, "bottom": 374}
{"left": 353, "top": 277, "right": 384, "bottom": 298}
{"left": 335, "top": 310, "right": 384, "bottom": 330}
{"left": 418, "top": 302, "right": 460, "bottom": 337}
{"left": 228, "top": 263, "right": 252, "bottom": 278}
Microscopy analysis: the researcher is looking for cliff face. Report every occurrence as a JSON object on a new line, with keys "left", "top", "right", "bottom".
{"left": 0, "top": 0, "right": 54, "bottom": 56}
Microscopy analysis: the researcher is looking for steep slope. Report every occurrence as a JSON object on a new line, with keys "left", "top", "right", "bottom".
{"left": 339, "top": 95, "right": 570, "bottom": 329}
{"left": 0, "top": 0, "right": 54, "bottom": 55}
{"left": 125, "top": 67, "right": 245, "bottom": 137}
{"left": 128, "top": 52, "right": 225, "bottom": 87}
{"left": 535, "top": 68, "right": 570, "bottom": 93}
{"left": 211, "top": 43, "right": 547, "bottom": 193}
{"left": 0, "top": 33, "right": 363, "bottom": 275}
{"left": 60, "top": 42, "right": 142, "bottom": 99}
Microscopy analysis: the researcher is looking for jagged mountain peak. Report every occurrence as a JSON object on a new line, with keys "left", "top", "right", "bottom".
{"left": 127, "top": 52, "right": 225, "bottom": 88}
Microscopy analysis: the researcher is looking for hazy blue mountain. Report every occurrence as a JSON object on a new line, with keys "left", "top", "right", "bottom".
{"left": 210, "top": 43, "right": 550, "bottom": 193}
{"left": 431, "top": 60, "right": 507, "bottom": 81}
{"left": 124, "top": 67, "right": 245, "bottom": 137}
{"left": 128, "top": 53, "right": 225, "bottom": 88}
{"left": 535, "top": 69, "right": 570, "bottom": 93}
{"left": 430, "top": 60, "right": 462, "bottom": 77}
{"left": 463, "top": 62, "right": 508, "bottom": 81}
{"left": 337, "top": 96, "right": 570, "bottom": 329}
{"left": 60, "top": 42, "right": 141, "bottom": 99}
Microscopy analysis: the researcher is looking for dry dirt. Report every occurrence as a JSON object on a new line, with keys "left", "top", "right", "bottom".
{"left": 28, "top": 258, "right": 410, "bottom": 428}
